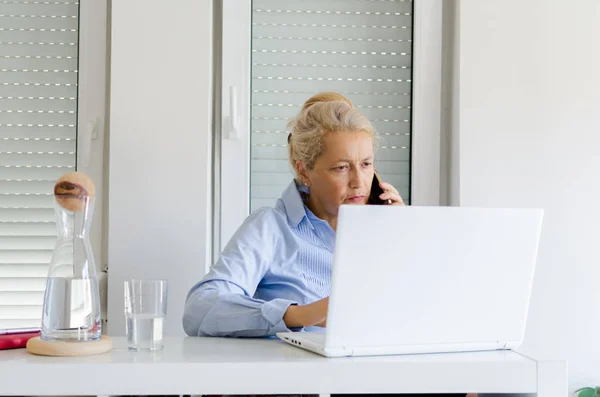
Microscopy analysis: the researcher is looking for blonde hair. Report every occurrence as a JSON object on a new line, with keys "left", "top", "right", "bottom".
{"left": 287, "top": 92, "right": 378, "bottom": 180}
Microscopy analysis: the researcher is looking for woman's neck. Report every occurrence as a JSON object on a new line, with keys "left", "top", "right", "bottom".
{"left": 305, "top": 195, "right": 338, "bottom": 231}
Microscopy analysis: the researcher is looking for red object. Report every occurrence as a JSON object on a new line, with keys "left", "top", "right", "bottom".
{"left": 0, "top": 332, "right": 41, "bottom": 350}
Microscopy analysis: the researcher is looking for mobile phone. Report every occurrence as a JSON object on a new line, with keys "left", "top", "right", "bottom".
{"left": 368, "top": 171, "right": 392, "bottom": 205}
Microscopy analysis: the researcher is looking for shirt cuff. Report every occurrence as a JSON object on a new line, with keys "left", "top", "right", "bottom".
{"left": 261, "top": 298, "right": 302, "bottom": 335}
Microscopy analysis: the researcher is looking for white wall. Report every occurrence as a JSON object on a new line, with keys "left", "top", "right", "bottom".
{"left": 452, "top": 0, "right": 600, "bottom": 391}
{"left": 107, "top": 0, "right": 213, "bottom": 336}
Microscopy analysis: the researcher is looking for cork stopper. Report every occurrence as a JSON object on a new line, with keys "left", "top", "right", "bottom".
{"left": 54, "top": 172, "right": 96, "bottom": 212}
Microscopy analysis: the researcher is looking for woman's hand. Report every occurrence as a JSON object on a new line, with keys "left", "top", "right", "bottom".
{"left": 283, "top": 297, "right": 328, "bottom": 328}
{"left": 379, "top": 182, "right": 405, "bottom": 206}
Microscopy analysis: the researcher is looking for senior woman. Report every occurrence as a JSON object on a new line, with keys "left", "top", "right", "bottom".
{"left": 183, "top": 93, "right": 469, "bottom": 397}
{"left": 182, "top": 92, "right": 403, "bottom": 337}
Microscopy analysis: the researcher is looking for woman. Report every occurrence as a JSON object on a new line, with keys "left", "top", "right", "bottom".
{"left": 182, "top": 92, "right": 404, "bottom": 337}
{"left": 183, "top": 93, "right": 469, "bottom": 397}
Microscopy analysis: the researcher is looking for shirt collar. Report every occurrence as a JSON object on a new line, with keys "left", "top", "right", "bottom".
{"left": 281, "top": 180, "right": 336, "bottom": 251}
{"left": 281, "top": 180, "right": 311, "bottom": 228}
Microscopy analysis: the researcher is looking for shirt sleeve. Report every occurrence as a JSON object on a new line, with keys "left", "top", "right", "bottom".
{"left": 182, "top": 209, "right": 301, "bottom": 337}
{"left": 183, "top": 280, "right": 298, "bottom": 337}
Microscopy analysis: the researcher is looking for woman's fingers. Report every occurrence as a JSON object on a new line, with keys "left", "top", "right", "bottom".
{"left": 380, "top": 191, "right": 404, "bottom": 205}
{"left": 379, "top": 182, "right": 397, "bottom": 194}
{"left": 379, "top": 182, "right": 404, "bottom": 205}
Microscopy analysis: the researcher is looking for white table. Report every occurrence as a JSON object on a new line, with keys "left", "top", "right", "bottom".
{"left": 0, "top": 337, "right": 566, "bottom": 396}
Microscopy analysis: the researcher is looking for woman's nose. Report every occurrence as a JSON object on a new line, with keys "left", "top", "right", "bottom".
{"left": 349, "top": 170, "right": 362, "bottom": 189}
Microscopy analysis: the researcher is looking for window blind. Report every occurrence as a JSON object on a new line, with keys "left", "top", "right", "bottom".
{"left": 250, "top": 0, "right": 413, "bottom": 212}
{"left": 0, "top": 0, "right": 79, "bottom": 329}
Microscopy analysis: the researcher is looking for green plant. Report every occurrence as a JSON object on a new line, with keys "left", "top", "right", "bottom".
{"left": 575, "top": 387, "right": 600, "bottom": 397}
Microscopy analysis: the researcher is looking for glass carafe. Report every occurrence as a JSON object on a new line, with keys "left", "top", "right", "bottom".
{"left": 41, "top": 195, "right": 101, "bottom": 341}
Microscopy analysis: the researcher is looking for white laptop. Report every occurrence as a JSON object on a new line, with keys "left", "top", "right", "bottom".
{"left": 277, "top": 205, "right": 543, "bottom": 357}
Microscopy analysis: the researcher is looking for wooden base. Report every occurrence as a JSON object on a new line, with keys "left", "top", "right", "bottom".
{"left": 26, "top": 335, "right": 112, "bottom": 357}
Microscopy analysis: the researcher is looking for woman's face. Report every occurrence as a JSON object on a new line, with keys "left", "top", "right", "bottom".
{"left": 300, "top": 131, "right": 375, "bottom": 218}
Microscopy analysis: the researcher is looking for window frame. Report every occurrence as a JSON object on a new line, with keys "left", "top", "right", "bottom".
{"left": 76, "top": 0, "right": 109, "bottom": 320}
{"left": 410, "top": 0, "right": 443, "bottom": 206}
{"left": 215, "top": 0, "right": 443, "bottom": 265}
{"left": 76, "top": 0, "right": 109, "bottom": 275}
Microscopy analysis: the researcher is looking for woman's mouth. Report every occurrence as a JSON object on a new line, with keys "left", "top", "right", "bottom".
{"left": 346, "top": 195, "right": 366, "bottom": 203}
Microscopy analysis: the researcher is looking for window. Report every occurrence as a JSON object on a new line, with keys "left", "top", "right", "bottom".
{"left": 251, "top": 0, "right": 413, "bottom": 211}
{"left": 216, "top": 0, "right": 441, "bottom": 257}
{"left": 0, "top": 0, "right": 107, "bottom": 329}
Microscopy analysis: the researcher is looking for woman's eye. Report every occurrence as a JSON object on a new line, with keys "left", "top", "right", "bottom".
{"left": 363, "top": 162, "right": 373, "bottom": 167}
{"left": 334, "top": 165, "right": 348, "bottom": 171}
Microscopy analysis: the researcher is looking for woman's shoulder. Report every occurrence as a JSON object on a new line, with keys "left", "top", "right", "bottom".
{"left": 223, "top": 206, "right": 292, "bottom": 254}
{"left": 232, "top": 204, "right": 293, "bottom": 241}
{"left": 241, "top": 205, "right": 289, "bottom": 230}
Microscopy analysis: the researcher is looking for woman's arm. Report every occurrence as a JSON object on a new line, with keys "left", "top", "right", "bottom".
{"left": 183, "top": 282, "right": 329, "bottom": 336}
{"left": 183, "top": 280, "right": 299, "bottom": 337}
{"left": 182, "top": 208, "right": 303, "bottom": 337}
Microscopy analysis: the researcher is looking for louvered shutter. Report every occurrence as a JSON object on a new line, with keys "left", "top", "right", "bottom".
{"left": 250, "top": 0, "right": 413, "bottom": 211}
{"left": 0, "top": 0, "right": 79, "bottom": 329}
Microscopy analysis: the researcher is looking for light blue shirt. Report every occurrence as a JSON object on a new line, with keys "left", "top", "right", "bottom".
{"left": 182, "top": 180, "right": 335, "bottom": 337}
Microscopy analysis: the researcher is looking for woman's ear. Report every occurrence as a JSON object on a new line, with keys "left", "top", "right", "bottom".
{"left": 295, "top": 161, "right": 311, "bottom": 186}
